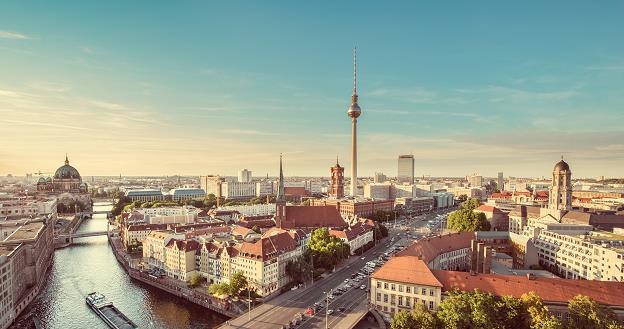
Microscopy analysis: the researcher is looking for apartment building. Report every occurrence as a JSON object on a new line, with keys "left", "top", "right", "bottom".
{"left": 329, "top": 222, "right": 374, "bottom": 254}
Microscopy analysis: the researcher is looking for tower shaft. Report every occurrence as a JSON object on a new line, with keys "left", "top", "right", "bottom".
{"left": 351, "top": 118, "right": 357, "bottom": 196}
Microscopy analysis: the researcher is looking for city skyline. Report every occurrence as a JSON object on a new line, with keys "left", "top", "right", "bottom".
{"left": 2, "top": 2, "right": 624, "bottom": 177}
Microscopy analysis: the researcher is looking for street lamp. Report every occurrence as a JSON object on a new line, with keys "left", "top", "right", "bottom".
{"left": 323, "top": 289, "right": 332, "bottom": 329}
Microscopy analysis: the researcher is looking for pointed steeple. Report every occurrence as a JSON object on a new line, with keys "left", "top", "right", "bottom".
{"left": 65, "top": 153, "right": 69, "bottom": 165}
{"left": 336, "top": 155, "right": 340, "bottom": 167}
{"left": 276, "top": 154, "right": 285, "bottom": 202}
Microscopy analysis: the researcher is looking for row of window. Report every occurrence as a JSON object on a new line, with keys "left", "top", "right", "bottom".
{"left": 377, "top": 281, "right": 435, "bottom": 296}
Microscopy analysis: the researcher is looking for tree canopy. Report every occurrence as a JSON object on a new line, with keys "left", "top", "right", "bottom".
{"left": 447, "top": 208, "right": 491, "bottom": 232}
{"left": 390, "top": 290, "right": 623, "bottom": 329}
{"left": 461, "top": 197, "right": 481, "bottom": 211}
{"left": 307, "top": 228, "right": 350, "bottom": 269}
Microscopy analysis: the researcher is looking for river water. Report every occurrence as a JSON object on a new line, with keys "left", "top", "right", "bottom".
{"left": 12, "top": 203, "right": 227, "bottom": 329}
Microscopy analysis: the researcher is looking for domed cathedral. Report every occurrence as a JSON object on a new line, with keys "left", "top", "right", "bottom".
{"left": 37, "top": 155, "right": 91, "bottom": 214}
{"left": 37, "top": 155, "right": 88, "bottom": 193}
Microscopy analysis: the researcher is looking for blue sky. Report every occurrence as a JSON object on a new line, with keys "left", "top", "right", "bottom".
{"left": 1, "top": 1, "right": 623, "bottom": 178}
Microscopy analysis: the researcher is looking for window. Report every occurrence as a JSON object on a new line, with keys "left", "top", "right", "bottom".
{"left": 421, "top": 288, "right": 426, "bottom": 295}
{"left": 383, "top": 294, "right": 388, "bottom": 303}
{"left": 376, "top": 293, "right": 381, "bottom": 301}
{"left": 406, "top": 286, "right": 411, "bottom": 293}
{"left": 398, "top": 285, "right": 403, "bottom": 292}
{"left": 391, "top": 284, "right": 396, "bottom": 291}
{"left": 384, "top": 282, "right": 388, "bottom": 289}
{"left": 398, "top": 296, "right": 403, "bottom": 306}
{"left": 429, "top": 301, "right": 434, "bottom": 309}
{"left": 429, "top": 289, "right": 434, "bottom": 296}
{"left": 405, "top": 297, "right": 411, "bottom": 307}
{"left": 377, "top": 281, "right": 381, "bottom": 288}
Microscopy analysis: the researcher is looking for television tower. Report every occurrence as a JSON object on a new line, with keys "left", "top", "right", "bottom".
{"left": 347, "top": 47, "right": 362, "bottom": 197}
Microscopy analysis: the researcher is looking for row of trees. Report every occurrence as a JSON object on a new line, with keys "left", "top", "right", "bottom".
{"left": 391, "top": 290, "right": 623, "bottom": 329}
{"left": 446, "top": 197, "right": 491, "bottom": 232}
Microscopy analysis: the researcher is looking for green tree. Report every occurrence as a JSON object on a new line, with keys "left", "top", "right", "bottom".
{"left": 188, "top": 273, "right": 202, "bottom": 287}
{"left": 567, "top": 295, "right": 621, "bottom": 329}
{"left": 307, "top": 228, "right": 350, "bottom": 269}
{"left": 461, "top": 197, "right": 481, "bottom": 211}
{"left": 436, "top": 289, "right": 473, "bottom": 329}
{"left": 391, "top": 310, "right": 417, "bottom": 329}
{"left": 229, "top": 271, "right": 248, "bottom": 297}
{"left": 285, "top": 254, "right": 313, "bottom": 283}
{"left": 496, "top": 295, "right": 529, "bottom": 329}
{"left": 208, "top": 282, "right": 230, "bottom": 296}
{"left": 521, "top": 292, "right": 563, "bottom": 329}
{"left": 447, "top": 209, "right": 491, "bottom": 232}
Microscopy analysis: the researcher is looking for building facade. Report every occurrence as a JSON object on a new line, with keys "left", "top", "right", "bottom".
{"left": 329, "top": 160, "right": 345, "bottom": 199}
{"left": 397, "top": 155, "right": 415, "bottom": 184}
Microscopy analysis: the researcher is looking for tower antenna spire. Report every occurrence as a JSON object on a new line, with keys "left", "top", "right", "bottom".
{"left": 353, "top": 47, "right": 357, "bottom": 95}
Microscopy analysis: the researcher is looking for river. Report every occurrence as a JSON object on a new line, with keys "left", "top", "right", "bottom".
{"left": 12, "top": 203, "right": 227, "bottom": 329}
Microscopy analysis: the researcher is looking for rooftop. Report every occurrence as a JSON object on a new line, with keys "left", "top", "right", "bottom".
{"left": 372, "top": 256, "right": 442, "bottom": 287}
{"left": 4, "top": 221, "right": 45, "bottom": 242}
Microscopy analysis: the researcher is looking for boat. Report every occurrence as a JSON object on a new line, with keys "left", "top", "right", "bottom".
{"left": 86, "top": 292, "right": 138, "bottom": 329}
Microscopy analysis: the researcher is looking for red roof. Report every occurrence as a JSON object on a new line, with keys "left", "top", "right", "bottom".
{"left": 433, "top": 270, "right": 624, "bottom": 307}
{"left": 165, "top": 239, "right": 200, "bottom": 252}
{"left": 475, "top": 205, "right": 496, "bottom": 213}
{"left": 490, "top": 192, "right": 512, "bottom": 199}
{"left": 396, "top": 232, "right": 474, "bottom": 263}
{"left": 127, "top": 223, "right": 168, "bottom": 232}
{"left": 238, "top": 228, "right": 299, "bottom": 261}
{"left": 329, "top": 222, "right": 373, "bottom": 241}
{"left": 372, "top": 257, "right": 442, "bottom": 287}
{"left": 285, "top": 186, "right": 308, "bottom": 196}
{"left": 279, "top": 205, "right": 347, "bottom": 229}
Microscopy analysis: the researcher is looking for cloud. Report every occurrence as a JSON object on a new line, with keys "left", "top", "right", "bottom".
{"left": 368, "top": 87, "right": 437, "bottom": 104}
{"left": 0, "top": 30, "right": 30, "bottom": 40}
{"left": 457, "top": 85, "right": 580, "bottom": 102}
{"left": 219, "top": 129, "right": 281, "bottom": 136}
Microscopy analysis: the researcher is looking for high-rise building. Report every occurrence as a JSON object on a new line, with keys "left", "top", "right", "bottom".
{"left": 199, "top": 175, "right": 224, "bottom": 198}
{"left": 468, "top": 173, "right": 483, "bottom": 187}
{"left": 497, "top": 172, "right": 504, "bottom": 191}
{"left": 330, "top": 158, "right": 345, "bottom": 199}
{"left": 238, "top": 169, "right": 252, "bottom": 183}
{"left": 374, "top": 172, "right": 387, "bottom": 183}
{"left": 397, "top": 155, "right": 415, "bottom": 184}
{"left": 347, "top": 48, "right": 362, "bottom": 196}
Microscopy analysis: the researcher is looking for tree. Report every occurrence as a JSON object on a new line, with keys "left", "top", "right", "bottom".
{"left": 391, "top": 310, "right": 417, "bottom": 329}
{"left": 521, "top": 292, "right": 563, "bottom": 329}
{"left": 188, "top": 273, "right": 202, "bottom": 287}
{"left": 457, "top": 194, "right": 468, "bottom": 202}
{"left": 567, "top": 295, "right": 621, "bottom": 329}
{"left": 307, "top": 228, "right": 350, "bottom": 269}
{"left": 447, "top": 209, "right": 491, "bottom": 232}
{"left": 229, "top": 271, "right": 248, "bottom": 296}
{"left": 208, "top": 282, "right": 230, "bottom": 296}
{"left": 436, "top": 289, "right": 473, "bottom": 329}
{"left": 461, "top": 197, "right": 481, "bottom": 211}
{"left": 285, "top": 255, "right": 313, "bottom": 283}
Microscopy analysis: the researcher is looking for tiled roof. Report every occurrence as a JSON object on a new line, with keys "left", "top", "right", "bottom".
{"left": 237, "top": 218, "right": 276, "bottom": 229}
{"left": 231, "top": 225, "right": 253, "bottom": 237}
{"left": 329, "top": 222, "right": 373, "bottom": 241}
{"left": 475, "top": 205, "right": 496, "bottom": 213}
{"left": 127, "top": 223, "right": 168, "bottom": 232}
{"left": 396, "top": 232, "right": 474, "bottom": 263}
{"left": 238, "top": 228, "right": 299, "bottom": 261}
{"left": 165, "top": 239, "right": 200, "bottom": 252}
{"left": 279, "top": 205, "right": 347, "bottom": 229}
{"left": 433, "top": 270, "right": 624, "bottom": 307}
{"left": 372, "top": 256, "right": 442, "bottom": 287}
{"left": 284, "top": 186, "right": 308, "bottom": 196}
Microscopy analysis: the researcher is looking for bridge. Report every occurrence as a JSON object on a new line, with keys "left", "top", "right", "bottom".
{"left": 71, "top": 231, "right": 109, "bottom": 238}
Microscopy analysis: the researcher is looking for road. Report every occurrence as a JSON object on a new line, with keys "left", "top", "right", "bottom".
{"left": 222, "top": 207, "right": 457, "bottom": 329}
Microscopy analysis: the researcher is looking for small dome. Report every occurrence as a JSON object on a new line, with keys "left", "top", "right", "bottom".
{"left": 38, "top": 177, "right": 46, "bottom": 183}
{"left": 554, "top": 159, "right": 570, "bottom": 172}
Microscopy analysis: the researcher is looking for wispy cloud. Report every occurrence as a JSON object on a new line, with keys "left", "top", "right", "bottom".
{"left": 368, "top": 87, "right": 437, "bottom": 104}
{"left": 457, "top": 85, "right": 579, "bottom": 102}
{"left": 0, "top": 30, "right": 31, "bottom": 40}
{"left": 219, "top": 129, "right": 281, "bottom": 136}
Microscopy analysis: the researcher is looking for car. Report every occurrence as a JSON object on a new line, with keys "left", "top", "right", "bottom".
{"left": 337, "top": 307, "right": 346, "bottom": 312}
{"left": 360, "top": 285, "right": 366, "bottom": 290}
{"left": 345, "top": 284, "right": 352, "bottom": 288}
{"left": 361, "top": 256, "right": 366, "bottom": 260}
{"left": 327, "top": 309, "right": 334, "bottom": 315}
{"left": 344, "top": 279, "right": 350, "bottom": 283}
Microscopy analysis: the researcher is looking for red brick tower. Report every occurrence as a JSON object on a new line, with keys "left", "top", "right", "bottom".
{"left": 330, "top": 157, "right": 345, "bottom": 199}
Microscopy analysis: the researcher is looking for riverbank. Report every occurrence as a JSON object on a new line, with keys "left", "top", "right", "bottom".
{"left": 108, "top": 235, "right": 241, "bottom": 318}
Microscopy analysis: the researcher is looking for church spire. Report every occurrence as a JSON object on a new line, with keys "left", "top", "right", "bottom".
{"left": 336, "top": 155, "right": 340, "bottom": 167}
{"left": 276, "top": 154, "right": 285, "bottom": 202}
{"left": 65, "top": 153, "right": 69, "bottom": 165}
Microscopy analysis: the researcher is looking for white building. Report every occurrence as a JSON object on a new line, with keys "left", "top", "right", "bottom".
{"left": 238, "top": 169, "right": 252, "bottom": 183}
{"left": 168, "top": 188, "right": 206, "bottom": 201}
{"left": 364, "top": 183, "right": 391, "bottom": 200}
{"left": 199, "top": 175, "right": 224, "bottom": 197}
{"left": 468, "top": 174, "right": 483, "bottom": 187}
{"left": 221, "top": 182, "right": 256, "bottom": 199}
{"left": 255, "top": 181, "right": 274, "bottom": 197}
{"left": 217, "top": 204, "right": 275, "bottom": 218}
{"left": 397, "top": 155, "right": 415, "bottom": 184}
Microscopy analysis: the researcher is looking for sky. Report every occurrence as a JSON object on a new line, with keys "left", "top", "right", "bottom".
{"left": 1, "top": 1, "right": 623, "bottom": 179}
